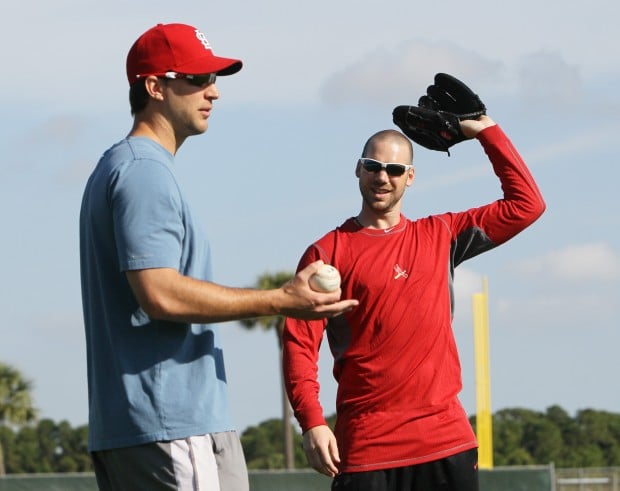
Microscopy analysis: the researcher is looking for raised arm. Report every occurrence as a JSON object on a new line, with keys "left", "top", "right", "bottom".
{"left": 474, "top": 119, "right": 546, "bottom": 245}
{"left": 459, "top": 114, "right": 496, "bottom": 137}
{"left": 446, "top": 117, "right": 546, "bottom": 266}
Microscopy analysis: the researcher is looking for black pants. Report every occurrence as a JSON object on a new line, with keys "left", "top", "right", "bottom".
{"left": 332, "top": 448, "right": 479, "bottom": 491}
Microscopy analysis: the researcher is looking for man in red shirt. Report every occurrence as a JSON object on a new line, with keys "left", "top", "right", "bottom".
{"left": 283, "top": 115, "right": 545, "bottom": 491}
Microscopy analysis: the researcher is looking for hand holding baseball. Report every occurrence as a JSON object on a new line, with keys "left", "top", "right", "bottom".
{"left": 309, "top": 264, "right": 341, "bottom": 293}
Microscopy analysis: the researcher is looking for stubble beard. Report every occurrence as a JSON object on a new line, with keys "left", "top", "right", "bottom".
{"left": 361, "top": 189, "right": 400, "bottom": 215}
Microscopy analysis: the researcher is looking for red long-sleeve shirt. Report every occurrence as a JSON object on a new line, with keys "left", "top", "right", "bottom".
{"left": 283, "top": 125, "right": 545, "bottom": 473}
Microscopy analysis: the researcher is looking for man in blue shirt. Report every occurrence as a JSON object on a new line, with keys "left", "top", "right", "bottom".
{"left": 79, "top": 22, "right": 357, "bottom": 491}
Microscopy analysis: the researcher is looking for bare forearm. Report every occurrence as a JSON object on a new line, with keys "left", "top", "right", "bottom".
{"left": 127, "top": 268, "right": 283, "bottom": 323}
{"left": 126, "top": 264, "right": 358, "bottom": 324}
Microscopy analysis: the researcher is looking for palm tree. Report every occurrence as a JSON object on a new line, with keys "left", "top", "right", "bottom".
{"left": 240, "top": 271, "right": 296, "bottom": 470}
{"left": 0, "top": 362, "right": 37, "bottom": 475}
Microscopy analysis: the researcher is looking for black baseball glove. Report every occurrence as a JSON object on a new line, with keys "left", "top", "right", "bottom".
{"left": 392, "top": 73, "right": 486, "bottom": 154}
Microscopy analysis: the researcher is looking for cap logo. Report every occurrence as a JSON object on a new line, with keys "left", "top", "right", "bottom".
{"left": 194, "top": 29, "right": 212, "bottom": 51}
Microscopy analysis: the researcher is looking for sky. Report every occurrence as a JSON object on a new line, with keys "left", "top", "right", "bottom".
{"left": 1, "top": 0, "right": 619, "bottom": 435}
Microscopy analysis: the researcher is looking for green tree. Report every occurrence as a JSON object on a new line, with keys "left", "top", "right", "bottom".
{"left": 489, "top": 406, "right": 620, "bottom": 468}
{"left": 0, "top": 362, "right": 37, "bottom": 475}
{"left": 0, "top": 419, "right": 92, "bottom": 474}
{"left": 240, "top": 271, "right": 297, "bottom": 469}
{"left": 576, "top": 409, "right": 620, "bottom": 465}
{"left": 241, "top": 418, "right": 305, "bottom": 469}
{"left": 546, "top": 405, "right": 583, "bottom": 466}
{"left": 28, "top": 419, "right": 91, "bottom": 473}
{"left": 0, "top": 427, "right": 17, "bottom": 473}
{"left": 56, "top": 422, "right": 91, "bottom": 472}
{"left": 13, "top": 425, "right": 39, "bottom": 473}
{"left": 490, "top": 408, "right": 562, "bottom": 466}
{"left": 523, "top": 418, "right": 563, "bottom": 464}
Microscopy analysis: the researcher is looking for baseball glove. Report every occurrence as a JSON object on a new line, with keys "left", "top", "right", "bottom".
{"left": 392, "top": 73, "right": 486, "bottom": 154}
{"left": 418, "top": 73, "right": 486, "bottom": 120}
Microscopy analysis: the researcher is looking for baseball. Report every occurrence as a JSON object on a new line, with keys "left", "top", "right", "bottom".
{"left": 309, "top": 264, "right": 341, "bottom": 293}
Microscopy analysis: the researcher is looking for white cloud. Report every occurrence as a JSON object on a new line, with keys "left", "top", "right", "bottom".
{"left": 28, "top": 115, "right": 89, "bottom": 146}
{"left": 319, "top": 39, "right": 503, "bottom": 108}
{"left": 495, "top": 290, "right": 616, "bottom": 329}
{"left": 454, "top": 267, "right": 485, "bottom": 302}
{"left": 1, "top": 115, "right": 95, "bottom": 178}
{"left": 515, "top": 51, "right": 584, "bottom": 110}
{"left": 524, "top": 122, "right": 620, "bottom": 165}
{"left": 316, "top": 38, "right": 617, "bottom": 124}
{"left": 451, "top": 267, "right": 486, "bottom": 329}
{"left": 512, "top": 242, "right": 620, "bottom": 282}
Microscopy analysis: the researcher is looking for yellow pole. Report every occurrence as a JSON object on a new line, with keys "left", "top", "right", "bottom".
{"left": 473, "top": 276, "right": 493, "bottom": 469}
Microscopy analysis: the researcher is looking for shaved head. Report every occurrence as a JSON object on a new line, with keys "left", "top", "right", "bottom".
{"left": 362, "top": 130, "right": 413, "bottom": 165}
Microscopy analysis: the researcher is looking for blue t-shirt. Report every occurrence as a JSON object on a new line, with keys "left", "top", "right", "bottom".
{"left": 80, "top": 137, "right": 233, "bottom": 451}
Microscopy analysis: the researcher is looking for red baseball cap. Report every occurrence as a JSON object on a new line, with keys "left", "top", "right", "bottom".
{"left": 126, "top": 23, "right": 243, "bottom": 85}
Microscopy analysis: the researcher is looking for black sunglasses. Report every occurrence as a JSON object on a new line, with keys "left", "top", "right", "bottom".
{"left": 359, "top": 158, "right": 413, "bottom": 177}
{"left": 163, "top": 71, "right": 217, "bottom": 87}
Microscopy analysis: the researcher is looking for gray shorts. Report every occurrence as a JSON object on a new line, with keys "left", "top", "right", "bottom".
{"left": 92, "top": 431, "right": 249, "bottom": 491}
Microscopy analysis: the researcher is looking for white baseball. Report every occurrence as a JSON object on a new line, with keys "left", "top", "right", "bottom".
{"left": 309, "top": 264, "right": 341, "bottom": 293}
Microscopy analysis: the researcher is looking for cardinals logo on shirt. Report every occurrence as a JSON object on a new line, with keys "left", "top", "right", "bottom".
{"left": 393, "top": 264, "right": 408, "bottom": 280}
